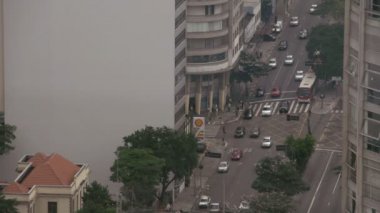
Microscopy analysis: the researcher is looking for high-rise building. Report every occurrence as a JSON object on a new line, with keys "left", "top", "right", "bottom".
{"left": 1, "top": 0, "right": 185, "bottom": 193}
{"left": 185, "top": 0, "right": 244, "bottom": 114}
{"left": 341, "top": 0, "right": 380, "bottom": 212}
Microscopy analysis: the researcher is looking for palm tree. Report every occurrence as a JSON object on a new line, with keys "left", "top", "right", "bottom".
{"left": 0, "top": 193, "right": 18, "bottom": 213}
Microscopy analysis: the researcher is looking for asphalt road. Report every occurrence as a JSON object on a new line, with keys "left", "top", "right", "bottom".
{"left": 192, "top": 0, "right": 344, "bottom": 212}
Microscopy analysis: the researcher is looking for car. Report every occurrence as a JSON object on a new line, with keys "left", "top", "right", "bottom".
{"left": 256, "top": 88, "right": 265, "bottom": 97}
{"left": 250, "top": 127, "right": 261, "bottom": 138}
{"left": 268, "top": 58, "right": 277, "bottom": 69}
{"left": 239, "top": 200, "right": 250, "bottom": 210}
{"left": 198, "top": 195, "right": 211, "bottom": 209}
{"left": 299, "top": 29, "right": 308, "bottom": 39}
{"left": 263, "top": 33, "right": 276, "bottom": 41}
{"left": 209, "top": 202, "right": 221, "bottom": 212}
{"left": 309, "top": 4, "right": 318, "bottom": 13}
{"left": 271, "top": 87, "right": 281, "bottom": 98}
{"left": 231, "top": 148, "right": 243, "bottom": 161}
{"left": 261, "top": 136, "right": 272, "bottom": 148}
{"left": 289, "top": 16, "right": 299, "bottom": 26}
{"left": 234, "top": 126, "right": 246, "bottom": 138}
{"left": 278, "top": 40, "right": 288, "bottom": 50}
{"left": 279, "top": 100, "right": 290, "bottom": 113}
{"left": 284, "top": 55, "right": 294, "bottom": 65}
{"left": 196, "top": 141, "right": 207, "bottom": 153}
{"left": 243, "top": 108, "right": 253, "bottom": 119}
{"left": 205, "top": 147, "right": 223, "bottom": 158}
{"left": 295, "top": 70, "right": 304, "bottom": 81}
{"left": 272, "top": 20, "right": 283, "bottom": 33}
{"left": 218, "top": 161, "right": 229, "bottom": 173}
{"left": 261, "top": 104, "right": 272, "bottom": 117}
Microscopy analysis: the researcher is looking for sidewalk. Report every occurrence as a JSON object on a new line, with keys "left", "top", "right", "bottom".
{"left": 311, "top": 83, "right": 342, "bottom": 114}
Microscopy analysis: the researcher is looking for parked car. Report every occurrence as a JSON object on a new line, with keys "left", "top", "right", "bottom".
{"left": 198, "top": 195, "right": 211, "bottom": 209}
{"left": 271, "top": 87, "right": 281, "bottom": 98}
{"left": 218, "top": 161, "right": 229, "bottom": 173}
{"left": 261, "top": 104, "right": 272, "bottom": 117}
{"left": 209, "top": 202, "right": 221, "bottom": 212}
{"left": 295, "top": 70, "right": 304, "bottom": 81}
{"left": 234, "top": 126, "right": 246, "bottom": 138}
{"left": 299, "top": 29, "right": 308, "bottom": 39}
{"left": 284, "top": 55, "right": 294, "bottom": 65}
{"left": 231, "top": 148, "right": 243, "bottom": 161}
{"left": 263, "top": 33, "right": 276, "bottom": 41}
{"left": 289, "top": 16, "right": 299, "bottom": 26}
{"left": 196, "top": 141, "right": 207, "bottom": 153}
{"left": 278, "top": 40, "right": 288, "bottom": 50}
{"left": 205, "top": 147, "right": 223, "bottom": 158}
{"left": 279, "top": 100, "right": 290, "bottom": 113}
{"left": 309, "top": 4, "right": 318, "bottom": 13}
{"left": 268, "top": 58, "right": 277, "bottom": 69}
{"left": 244, "top": 108, "right": 253, "bottom": 119}
{"left": 272, "top": 20, "right": 283, "bottom": 33}
{"left": 256, "top": 88, "right": 265, "bottom": 97}
{"left": 239, "top": 200, "right": 250, "bottom": 210}
{"left": 261, "top": 136, "right": 273, "bottom": 148}
{"left": 250, "top": 127, "right": 261, "bottom": 138}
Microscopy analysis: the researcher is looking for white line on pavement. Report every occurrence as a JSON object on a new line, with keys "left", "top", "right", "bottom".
{"left": 332, "top": 172, "right": 341, "bottom": 194}
{"left": 273, "top": 102, "right": 280, "bottom": 114}
{"left": 293, "top": 102, "right": 299, "bottom": 114}
{"left": 304, "top": 103, "right": 310, "bottom": 112}
{"left": 299, "top": 104, "right": 305, "bottom": 113}
{"left": 289, "top": 100, "right": 296, "bottom": 112}
{"left": 307, "top": 152, "right": 334, "bottom": 213}
{"left": 255, "top": 103, "right": 263, "bottom": 117}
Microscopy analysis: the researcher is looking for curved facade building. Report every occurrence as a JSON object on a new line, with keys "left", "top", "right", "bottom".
{"left": 185, "top": 0, "right": 244, "bottom": 114}
{"left": 342, "top": 0, "right": 380, "bottom": 212}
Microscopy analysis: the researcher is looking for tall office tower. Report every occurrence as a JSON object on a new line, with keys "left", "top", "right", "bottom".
{"left": 185, "top": 0, "right": 244, "bottom": 115}
{"left": 342, "top": 0, "right": 380, "bottom": 212}
{"left": 1, "top": 0, "right": 185, "bottom": 192}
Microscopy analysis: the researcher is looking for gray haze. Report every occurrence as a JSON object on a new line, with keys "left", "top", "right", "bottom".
{"left": 1, "top": 0, "right": 175, "bottom": 193}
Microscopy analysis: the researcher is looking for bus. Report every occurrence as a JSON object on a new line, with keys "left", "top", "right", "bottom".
{"left": 297, "top": 71, "right": 317, "bottom": 103}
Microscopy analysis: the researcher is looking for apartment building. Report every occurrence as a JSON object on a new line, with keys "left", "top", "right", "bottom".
{"left": 2, "top": 153, "right": 90, "bottom": 213}
{"left": 1, "top": 0, "right": 185, "bottom": 194}
{"left": 185, "top": 0, "right": 244, "bottom": 114}
{"left": 341, "top": 0, "right": 380, "bottom": 212}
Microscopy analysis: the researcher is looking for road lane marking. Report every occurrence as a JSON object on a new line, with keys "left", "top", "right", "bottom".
{"left": 293, "top": 103, "right": 299, "bottom": 114}
{"left": 299, "top": 104, "right": 305, "bottom": 113}
{"left": 315, "top": 148, "right": 342, "bottom": 153}
{"left": 252, "top": 104, "right": 258, "bottom": 112}
{"left": 255, "top": 103, "right": 263, "bottom": 117}
{"left": 332, "top": 172, "right": 341, "bottom": 194}
{"left": 289, "top": 100, "right": 296, "bottom": 112}
{"left": 273, "top": 102, "right": 280, "bottom": 114}
{"left": 304, "top": 103, "right": 310, "bottom": 112}
{"left": 249, "top": 97, "right": 296, "bottom": 104}
{"left": 307, "top": 151, "right": 334, "bottom": 213}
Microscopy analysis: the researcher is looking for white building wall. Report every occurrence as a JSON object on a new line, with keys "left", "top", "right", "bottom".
{"left": 2, "top": 0, "right": 175, "bottom": 193}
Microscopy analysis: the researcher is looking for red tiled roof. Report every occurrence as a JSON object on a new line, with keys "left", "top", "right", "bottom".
{"left": 3, "top": 182, "right": 29, "bottom": 193}
{"left": 4, "top": 153, "right": 81, "bottom": 194}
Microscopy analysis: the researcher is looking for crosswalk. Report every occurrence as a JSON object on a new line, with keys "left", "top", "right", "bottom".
{"left": 247, "top": 99, "right": 311, "bottom": 117}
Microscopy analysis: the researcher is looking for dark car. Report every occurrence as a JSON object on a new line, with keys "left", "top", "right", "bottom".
{"left": 278, "top": 40, "right": 288, "bottom": 50}
{"left": 262, "top": 33, "right": 276, "bottom": 41}
{"left": 205, "top": 147, "right": 223, "bottom": 158}
{"left": 256, "top": 88, "right": 265, "bottom": 97}
{"left": 196, "top": 142, "right": 207, "bottom": 153}
{"left": 279, "top": 100, "right": 290, "bottom": 113}
{"left": 271, "top": 87, "right": 281, "bottom": 98}
{"left": 234, "top": 126, "right": 246, "bottom": 138}
{"left": 231, "top": 148, "right": 243, "bottom": 161}
{"left": 244, "top": 108, "right": 253, "bottom": 119}
{"left": 250, "top": 127, "right": 261, "bottom": 138}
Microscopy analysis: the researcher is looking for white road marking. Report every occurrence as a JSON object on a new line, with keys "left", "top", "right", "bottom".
{"left": 255, "top": 103, "right": 263, "bottom": 117}
{"left": 304, "top": 103, "right": 310, "bottom": 112}
{"left": 332, "top": 172, "right": 341, "bottom": 194}
{"left": 299, "top": 104, "right": 305, "bottom": 113}
{"left": 289, "top": 100, "right": 296, "bottom": 112}
{"left": 273, "top": 102, "right": 280, "bottom": 114}
{"left": 307, "top": 152, "right": 334, "bottom": 213}
{"left": 293, "top": 102, "right": 299, "bottom": 114}
{"left": 252, "top": 104, "right": 258, "bottom": 112}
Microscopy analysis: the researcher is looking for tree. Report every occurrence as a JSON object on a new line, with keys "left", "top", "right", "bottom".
{"left": 250, "top": 192, "right": 294, "bottom": 213}
{"left": 77, "top": 181, "right": 115, "bottom": 213}
{"left": 0, "top": 192, "right": 18, "bottom": 213}
{"left": 238, "top": 51, "right": 271, "bottom": 77}
{"left": 261, "top": 0, "right": 272, "bottom": 23}
{"left": 285, "top": 135, "right": 316, "bottom": 172}
{"left": 112, "top": 126, "right": 198, "bottom": 206}
{"left": 0, "top": 120, "right": 17, "bottom": 155}
{"left": 306, "top": 24, "right": 344, "bottom": 81}
{"left": 252, "top": 156, "right": 309, "bottom": 196}
{"left": 314, "top": 0, "right": 345, "bottom": 21}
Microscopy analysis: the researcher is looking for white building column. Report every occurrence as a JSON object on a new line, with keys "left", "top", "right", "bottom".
{"left": 219, "top": 73, "right": 227, "bottom": 112}
{"left": 195, "top": 76, "right": 202, "bottom": 115}
{"left": 208, "top": 75, "right": 214, "bottom": 113}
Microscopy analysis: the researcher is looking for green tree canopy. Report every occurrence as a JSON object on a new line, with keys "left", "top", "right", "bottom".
{"left": 111, "top": 126, "right": 198, "bottom": 206}
{"left": 0, "top": 192, "right": 18, "bottom": 213}
{"left": 261, "top": 0, "right": 272, "bottom": 23}
{"left": 252, "top": 156, "right": 309, "bottom": 196}
{"left": 250, "top": 192, "right": 294, "bottom": 213}
{"left": 238, "top": 51, "right": 271, "bottom": 77}
{"left": 306, "top": 24, "right": 344, "bottom": 80}
{"left": 0, "top": 121, "right": 16, "bottom": 155}
{"left": 77, "top": 181, "right": 115, "bottom": 213}
{"left": 285, "top": 134, "right": 316, "bottom": 171}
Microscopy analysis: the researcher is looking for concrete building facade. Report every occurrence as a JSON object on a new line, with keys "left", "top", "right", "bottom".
{"left": 342, "top": 0, "right": 380, "bottom": 212}
{"left": 185, "top": 0, "right": 244, "bottom": 114}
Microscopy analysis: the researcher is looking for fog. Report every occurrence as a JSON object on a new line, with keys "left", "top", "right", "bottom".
{"left": 1, "top": 0, "right": 175, "bottom": 194}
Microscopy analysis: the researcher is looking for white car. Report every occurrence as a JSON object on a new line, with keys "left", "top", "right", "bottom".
{"left": 261, "top": 136, "right": 272, "bottom": 148}
{"left": 272, "top": 20, "right": 283, "bottom": 33}
{"left": 284, "top": 55, "right": 294, "bottom": 65}
{"left": 295, "top": 70, "right": 304, "bottom": 81}
{"left": 198, "top": 195, "right": 211, "bottom": 208}
{"left": 289, "top": 16, "right": 299, "bottom": 26}
{"left": 261, "top": 104, "right": 272, "bottom": 117}
{"left": 239, "top": 200, "right": 250, "bottom": 210}
{"left": 309, "top": 4, "right": 318, "bottom": 13}
{"left": 209, "top": 202, "right": 221, "bottom": 212}
{"left": 217, "top": 161, "right": 229, "bottom": 173}
{"left": 268, "top": 58, "right": 277, "bottom": 68}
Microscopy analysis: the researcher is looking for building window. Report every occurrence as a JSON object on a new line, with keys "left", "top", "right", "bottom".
{"left": 175, "top": 49, "right": 186, "bottom": 66}
{"left": 368, "top": 89, "right": 380, "bottom": 105}
{"left": 187, "top": 52, "right": 226, "bottom": 63}
{"left": 175, "top": 30, "right": 186, "bottom": 48}
{"left": 175, "top": 85, "right": 185, "bottom": 103}
{"left": 205, "top": 5, "right": 215, "bottom": 15}
{"left": 48, "top": 202, "right": 57, "bottom": 213}
{"left": 175, "top": 11, "right": 186, "bottom": 28}
{"left": 175, "top": 0, "right": 185, "bottom": 9}
{"left": 175, "top": 67, "right": 186, "bottom": 86}
{"left": 175, "top": 104, "right": 185, "bottom": 123}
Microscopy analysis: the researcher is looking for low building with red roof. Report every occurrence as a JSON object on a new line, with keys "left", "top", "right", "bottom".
{"left": 2, "top": 152, "right": 90, "bottom": 213}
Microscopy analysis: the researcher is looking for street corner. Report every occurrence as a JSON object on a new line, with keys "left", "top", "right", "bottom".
{"left": 311, "top": 100, "right": 336, "bottom": 114}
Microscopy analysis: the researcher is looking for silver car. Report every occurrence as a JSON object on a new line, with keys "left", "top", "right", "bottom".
{"left": 261, "top": 104, "right": 272, "bottom": 117}
{"left": 217, "top": 161, "right": 229, "bottom": 173}
{"left": 295, "top": 70, "right": 304, "bottom": 81}
{"left": 261, "top": 136, "right": 272, "bottom": 148}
